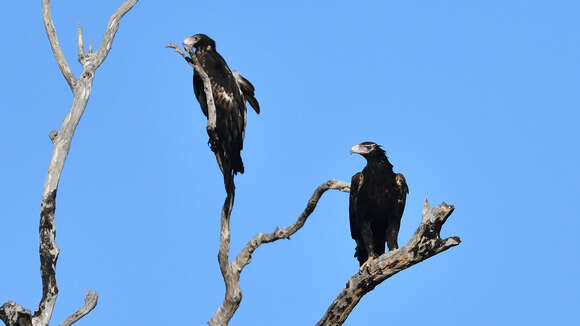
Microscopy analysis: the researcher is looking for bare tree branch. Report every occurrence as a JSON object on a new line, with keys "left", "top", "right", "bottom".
{"left": 232, "top": 180, "right": 350, "bottom": 271}
{"left": 41, "top": 0, "right": 75, "bottom": 91}
{"left": 92, "top": 0, "right": 138, "bottom": 69}
{"left": 218, "top": 187, "right": 235, "bottom": 274}
{"left": 165, "top": 43, "right": 190, "bottom": 62}
{"left": 316, "top": 200, "right": 461, "bottom": 326}
{"left": 0, "top": 302, "right": 32, "bottom": 326}
{"left": 0, "top": 1, "right": 137, "bottom": 326}
{"left": 208, "top": 185, "right": 236, "bottom": 326}
{"left": 208, "top": 180, "right": 350, "bottom": 326}
{"left": 77, "top": 23, "right": 85, "bottom": 63}
{"left": 59, "top": 291, "right": 98, "bottom": 326}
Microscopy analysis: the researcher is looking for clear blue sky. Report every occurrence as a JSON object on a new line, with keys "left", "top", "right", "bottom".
{"left": 1, "top": 1, "right": 579, "bottom": 325}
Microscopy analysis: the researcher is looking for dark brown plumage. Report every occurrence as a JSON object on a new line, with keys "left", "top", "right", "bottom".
{"left": 349, "top": 142, "right": 408, "bottom": 270}
{"left": 183, "top": 34, "right": 260, "bottom": 180}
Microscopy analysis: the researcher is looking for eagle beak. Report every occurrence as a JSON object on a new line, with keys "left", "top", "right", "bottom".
{"left": 182, "top": 36, "right": 195, "bottom": 50}
{"left": 350, "top": 144, "right": 367, "bottom": 155}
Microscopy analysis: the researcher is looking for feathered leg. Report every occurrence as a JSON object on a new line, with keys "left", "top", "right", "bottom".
{"left": 385, "top": 223, "right": 400, "bottom": 251}
{"left": 359, "top": 222, "right": 376, "bottom": 272}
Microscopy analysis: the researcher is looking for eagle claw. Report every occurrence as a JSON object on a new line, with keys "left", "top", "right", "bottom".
{"left": 208, "top": 137, "right": 219, "bottom": 152}
{"left": 359, "top": 256, "right": 375, "bottom": 273}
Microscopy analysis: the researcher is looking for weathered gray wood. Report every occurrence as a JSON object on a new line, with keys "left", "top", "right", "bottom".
{"left": 59, "top": 291, "right": 98, "bottom": 326}
{"left": 77, "top": 23, "right": 85, "bottom": 63}
{"left": 0, "top": 1, "right": 137, "bottom": 326}
{"left": 0, "top": 302, "right": 32, "bottom": 326}
{"left": 41, "top": 0, "right": 75, "bottom": 91}
{"left": 316, "top": 200, "right": 461, "bottom": 326}
{"left": 209, "top": 180, "right": 350, "bottom": 326}
{"left": 232, "top": 180, "right": 351, "bottom": 271}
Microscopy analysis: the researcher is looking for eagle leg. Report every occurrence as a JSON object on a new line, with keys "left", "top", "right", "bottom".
{"left": 386, "top": 228, "right": 400, "bottom": 251}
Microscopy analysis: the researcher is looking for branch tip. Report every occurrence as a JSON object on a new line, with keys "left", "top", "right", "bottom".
{"left": 77, "top": 22, "right": 85, "bottom": 61}
{"left": 445, "top": 236, "right": 461, "bottom": 247}
{"left": 42, "top": 0, "right": 76, "bottom": 90}
{"left": 59, "top": 290, "right": 98, "bottom": 326}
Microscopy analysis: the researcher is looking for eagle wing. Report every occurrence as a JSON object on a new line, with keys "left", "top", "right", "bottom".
{"left": 233, "top": 71, "right": 260, "bottom": 114}
{"left": 394, "top": 173, "right": 409, "bottom": 222}
{"left": 349, "top": 172, "right": 365, "bottom": 240}
{"left": 199, "top": 51, "right": 246, "bottom": 115}
{"left": 194, "top": 50, "right": 247, "bottom": 174}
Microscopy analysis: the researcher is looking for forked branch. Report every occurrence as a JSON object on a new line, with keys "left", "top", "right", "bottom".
{"left": 232, "top": 180, "right": 350, "bottom": 271}
{"left": 209, "top": 180, "right": 350, "bottom": 326}
{"left": 59, "top": 291, "right": 98, "bottom": 326}
{"left": 0, "top": 1, "right": 137, "bottom": 326}
{"left": 41, "top": 0, "right": 75, "bottom": 90}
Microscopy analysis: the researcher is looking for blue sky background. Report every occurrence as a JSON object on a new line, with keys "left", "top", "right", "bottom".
{"left": 1, "top": 1, "right": 579, "bottom": 325}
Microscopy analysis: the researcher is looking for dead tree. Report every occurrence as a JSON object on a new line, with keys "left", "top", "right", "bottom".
{"left": 0, "top": 1, "right": 138, "bottom": 325}
{"left": 168, "top": 41, "right": 461, "bottom": 325}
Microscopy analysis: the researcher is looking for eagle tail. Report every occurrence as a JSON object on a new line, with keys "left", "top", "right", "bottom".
{"left": 223, "top": 118, "right": 245, "bottom": 176}
{"left": 230, "top": 148, "right": 244, "bottom": 175}
{"left": 216, "top": 139, "right": 244, "bottom": 176}
{"left": 214, "top": 149, "right": 239, "bottom": 193}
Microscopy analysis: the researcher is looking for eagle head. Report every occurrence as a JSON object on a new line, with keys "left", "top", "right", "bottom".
{"left": 350, "top": 141, "right": 386, "bottom": 159}
{"left": 183, "top": 33, "right": 216, "bottom": 50}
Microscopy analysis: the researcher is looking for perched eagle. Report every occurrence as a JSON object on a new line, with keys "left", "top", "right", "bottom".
{"left": 349, "top": 142, "right": 408, "bottom": 270}
{"left": 183, "top": 33, "right": 260, "bottom": 179}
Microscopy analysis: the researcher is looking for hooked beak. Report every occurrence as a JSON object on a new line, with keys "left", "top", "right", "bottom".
{"left": 350, "top": 144, "right": 368, "bottom": 155}
{"left": 182, "top": 36, "right": 196, "bottom": 50}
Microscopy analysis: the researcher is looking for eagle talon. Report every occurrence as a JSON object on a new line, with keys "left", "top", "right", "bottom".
{"left": 208, "top": 138, "right": 220, "bottom": 152}
{"left": 359, "top": 256, "right": 375, "bottom": 273}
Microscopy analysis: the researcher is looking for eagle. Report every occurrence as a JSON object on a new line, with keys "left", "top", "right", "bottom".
{"left": 183, "top": 33, "right": 260, "bottom": 181}
{"left": 349, "top": 142, "right": 409, "bottom": 271}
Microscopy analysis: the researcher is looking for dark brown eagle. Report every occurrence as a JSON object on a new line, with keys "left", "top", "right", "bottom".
{"left": 349, "top": 142, "right": 409, "bottom": 271}
{"left": 183, "top": 34, "right": 260, "bottom": 179}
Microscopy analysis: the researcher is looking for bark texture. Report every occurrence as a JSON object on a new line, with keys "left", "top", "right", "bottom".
{"left": 316, "top": 200, "right": 460, "bottom": 325}
{"left": 0, "top": 1, "right": 137, "bottom": 326}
